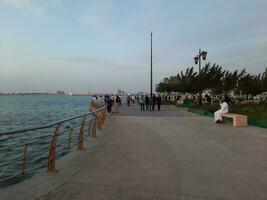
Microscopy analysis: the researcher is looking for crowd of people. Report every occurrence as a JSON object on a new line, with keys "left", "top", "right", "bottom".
{"left": 137, "top": 94, "right": 161, "bottom": 111}
{"left": 91, "top": 94, "right": 121, "bottom": 114}
{"left": 91, "top": 93, "right": 163, "bottom": 115}
{"left": 103, "top": 94, "right": 121, "bottom": 114}
{"left": 91, "top": 93, "right": 231, "bottom": 124}
{"left": 126, "top": 94, "right": 162, "bottom": 111}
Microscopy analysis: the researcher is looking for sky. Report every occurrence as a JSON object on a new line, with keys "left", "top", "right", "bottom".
{"left": 0, "top": 0, "right": 267, "bottom": 93}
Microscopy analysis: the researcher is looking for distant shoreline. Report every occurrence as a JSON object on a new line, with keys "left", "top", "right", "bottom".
{"left": 0, "top": 93, "right": 92, "bottom": 96}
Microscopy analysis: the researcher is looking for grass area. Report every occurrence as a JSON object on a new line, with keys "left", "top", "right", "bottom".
{"left": 176, "top": 102, "right": 267, "bottom": 128}
{"left": 163, "top": 100, "right": 177, "bottom": 105}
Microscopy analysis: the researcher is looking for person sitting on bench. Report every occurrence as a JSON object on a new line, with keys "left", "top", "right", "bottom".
{"left": 214, "top": 98, "right": 229, "bottom": 123}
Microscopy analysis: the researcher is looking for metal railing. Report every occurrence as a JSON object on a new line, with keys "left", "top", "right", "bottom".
{"left": 0, "top": 102, "right": 106, "bottom": 187}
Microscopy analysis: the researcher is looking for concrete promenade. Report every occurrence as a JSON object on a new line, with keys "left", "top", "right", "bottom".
{"left": 1, "top": 105, "right": 267, "bottom": 199}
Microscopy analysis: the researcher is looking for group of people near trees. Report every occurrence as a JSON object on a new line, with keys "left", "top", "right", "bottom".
{"left": 137, "top": 94, "right": 162, "bottom": 111}
{"left": 126, "top": 94, "right": 162, "bottom": 111}
{"left": 92, "top": 93, "right": 163, "bottom": 115}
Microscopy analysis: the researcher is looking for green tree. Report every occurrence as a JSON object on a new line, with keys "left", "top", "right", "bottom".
{"left": 222, "top": 68, "right": 246, "bottom": 93}
{"left": 200, "top": 63, "right": 225, "bottom": 94}
{"left": 177, "top": 67, "right": 198, "bottom": 93}
{"left": 262, "top": 67, "right": 267, "bottom": 92}
{"left": 238, "top": 74, "right": 262, "bottom": 99}
{"left": 156, "top": 64, "right": 265, "bottom": 98}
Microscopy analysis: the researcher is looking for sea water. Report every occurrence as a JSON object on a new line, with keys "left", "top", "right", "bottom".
{"left": 0, "top": 95, "right": 92, "bottom": 187}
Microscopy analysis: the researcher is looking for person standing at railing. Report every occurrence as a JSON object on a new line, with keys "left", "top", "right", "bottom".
{"left": 90, "top": 95, "right": 97, "bottom": 109}
{"left": 99, "top": 95, "right": 104, "bottom": 104}
{"left": 105, "top": 95, "right": 113, "bottom": 114}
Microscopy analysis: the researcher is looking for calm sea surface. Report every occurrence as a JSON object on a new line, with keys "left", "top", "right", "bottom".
{"left": 0, "top": 95, "right": 91, "bottom": 132}
{"left": 0, "top": 95, "right": 92, "bottom": 187}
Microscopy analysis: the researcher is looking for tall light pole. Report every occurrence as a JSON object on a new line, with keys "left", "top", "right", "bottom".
{"left": 150, "top": 32, "right": 153, "bottom": 98}
{"left": 194, "top": 49, "right": 208, "bottom": 105}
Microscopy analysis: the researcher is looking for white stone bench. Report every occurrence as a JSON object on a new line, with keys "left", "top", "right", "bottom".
{"left": 222, "top": 113, "right": 248, "bottom": 127}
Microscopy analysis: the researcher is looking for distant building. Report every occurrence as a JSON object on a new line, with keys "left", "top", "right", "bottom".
{"left": 117, "top": 89, "right": 125, "bottom": 95}
{"left": 57, "top": 90, "right": 65, "bottom": 95}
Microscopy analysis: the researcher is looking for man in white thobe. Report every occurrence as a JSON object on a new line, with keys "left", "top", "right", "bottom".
{"left": 214, "top": 100, "right": 229, "bottom": 123}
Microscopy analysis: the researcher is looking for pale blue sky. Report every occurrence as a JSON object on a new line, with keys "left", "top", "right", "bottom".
{"left": 0, "top": 0, "right": 267, "bottom": 93}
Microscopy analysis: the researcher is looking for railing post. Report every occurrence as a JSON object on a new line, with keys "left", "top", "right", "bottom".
{"left": 97, "top": 111, "right": 102, "bottom": 129}
{"left": 21, "top": 144, "right": 28, "bottom": 175}
{"left": 67, "top": 128, "right": 73, "bottom": 150}
{"left": 78, "top": 116, "right": 86, "bottom": 150}
{"left": 91, "top": 117, "right": 97, "bottom": 138}
{"left": 47, "top": 124, "right": 60, "bottom": 172}
{"left": 88, "top": 115, "right": 91, "bottom": 137}
{"left": 103, "top": 108, "right": 106, "bottom": 123}
{"left": 102, "top": 108, "right": 106, "bottom": 124}
{"left": 100, "top": 110, "right": 105, "bottom": 126}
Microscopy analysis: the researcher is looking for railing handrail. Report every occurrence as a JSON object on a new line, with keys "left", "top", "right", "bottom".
{"left": 0, "top": 106, "right": 106, "bottom": 137}
{"left": 0, "top": 101, "right": 107, "bottom": 187}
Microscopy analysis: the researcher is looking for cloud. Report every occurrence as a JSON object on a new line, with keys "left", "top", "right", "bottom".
{"left": 1, "top": 0, "right": 34, "bottom": 9}
{"left": 53, "top": 0, "right": 63, "bottom": 7}
{"left": 1, "top": 0, "right": 45, "bottom": 17}
{"left": 58, "top": 56, "right": 145, "bottom": 71}
{"left": 79, "top": 16, "right": 108, "bottom": 32}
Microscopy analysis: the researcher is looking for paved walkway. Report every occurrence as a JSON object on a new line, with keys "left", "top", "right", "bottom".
{"left": 1, "top": 105, "right": 267, "bottom": 200}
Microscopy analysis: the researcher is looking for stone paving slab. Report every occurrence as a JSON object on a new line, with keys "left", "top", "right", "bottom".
{"left": 1, "top": 105, "right": 267, "bottom": 200}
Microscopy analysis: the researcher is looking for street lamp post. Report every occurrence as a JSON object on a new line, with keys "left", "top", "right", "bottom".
{"left": 150, "top": 32, "right": 153, "bottom": 98}
{"left": 194, "top": 49, "right": 207, "bottom": 105}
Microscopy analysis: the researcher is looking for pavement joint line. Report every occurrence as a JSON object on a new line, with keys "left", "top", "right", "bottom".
{"left": 181, "top": 192, "right": 230, "bottom": 200}
{"left": 39, "top": 182, "right": 181, "bottom": 199}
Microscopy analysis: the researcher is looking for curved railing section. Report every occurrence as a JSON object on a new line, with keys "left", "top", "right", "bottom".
{"left": 0, "top": 102, "right": 106, "bottom": 188}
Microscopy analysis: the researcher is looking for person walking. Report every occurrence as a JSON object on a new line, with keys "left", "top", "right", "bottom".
{"left": 139, "top": 95, "right": 145, "bottom": 111}
{"left": 152, "top": 94, "right": 156, "bottom": 111}
{"left": 106, "top": 95, "right": 113, "bottom": 114}
{"left": 157, "top": 94, "right": 162, "bottom": 111}
{"left": 149, "top": 95, "right": 153, "bottom": 111}
{"left": 145, "top": 94, "right": 149, "bottom": 111}
{"left": 131, "top": 95, "right": 135, "bottom": 104}
{"left": 114, "top": 95, "right": 121, "bottom": 114}
{"left": 127, "top": 95, "right": 131, "bottom": 106}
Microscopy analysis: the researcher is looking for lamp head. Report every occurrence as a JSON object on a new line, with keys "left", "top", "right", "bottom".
{"left": 201, "top": 51, "right": 207, "bottom": 60}
{"left": 194, "top": 56, "right": 199, "bottom": 64}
